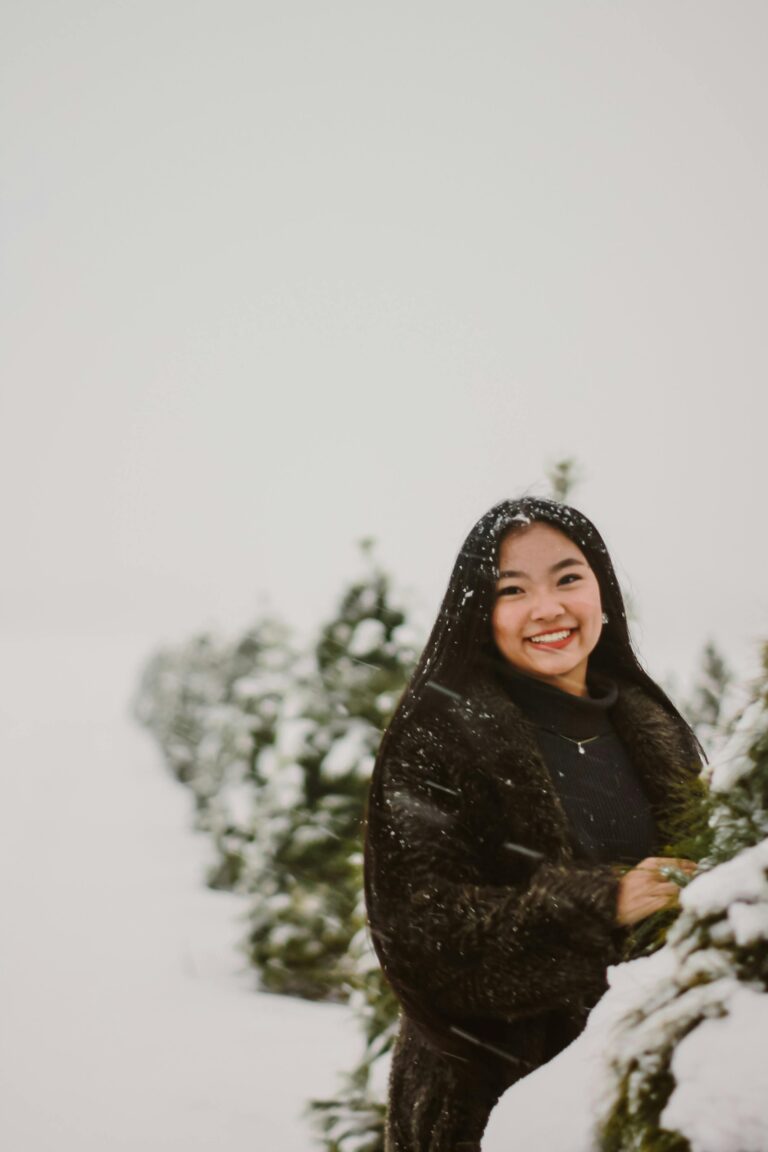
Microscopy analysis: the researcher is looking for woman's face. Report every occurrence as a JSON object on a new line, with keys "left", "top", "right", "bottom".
{"left": 491, "top": 522, "right": 603, "bottom": 697}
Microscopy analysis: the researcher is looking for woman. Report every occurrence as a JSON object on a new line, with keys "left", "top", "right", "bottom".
{"left": 363, "top": 496, "right": 703, "bottom": 1152}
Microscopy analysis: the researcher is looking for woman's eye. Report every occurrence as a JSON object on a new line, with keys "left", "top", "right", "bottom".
{"left": 497, "top": 585, "right": 523, "bottom": 597}
{"left": 558, "top": 574, "right": 581, "bottom": 586}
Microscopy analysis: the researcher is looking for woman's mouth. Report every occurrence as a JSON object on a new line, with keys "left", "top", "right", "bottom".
{"left": 526, "top": 628, "right": 576, "bottom": 650}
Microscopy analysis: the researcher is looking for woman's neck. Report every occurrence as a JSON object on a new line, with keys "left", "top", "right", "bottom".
{"left": 491, "top": 656, "right": 618, "bottom": 740}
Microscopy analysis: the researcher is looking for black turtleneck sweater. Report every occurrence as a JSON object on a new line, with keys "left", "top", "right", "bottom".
{"left": 495, "top": 662, "right": 658, "bottom": 866}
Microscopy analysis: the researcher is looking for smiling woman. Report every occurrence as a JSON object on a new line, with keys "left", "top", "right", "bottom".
{"left": 363, "top": 496, "right": 704, "bottom": 1152}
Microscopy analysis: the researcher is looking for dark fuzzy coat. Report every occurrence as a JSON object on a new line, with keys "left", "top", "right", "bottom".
{"left": 364, "top": 666, "right": 702, "bottom": 1075}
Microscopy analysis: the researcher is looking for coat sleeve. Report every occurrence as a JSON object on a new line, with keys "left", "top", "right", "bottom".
{"left": 365, "top": 701, "right": 624, "bottom": 1022}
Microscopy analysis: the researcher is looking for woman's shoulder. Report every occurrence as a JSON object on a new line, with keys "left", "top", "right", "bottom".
{"left": 400, "top": 664, "right": 533, "bottom": 744}
{"left": 611, "top": 676, "right": 694, "bottom": 737}
{"left": 610, "top": 676, "right": 704, "bottom": 779}
{"left": 375, "top": 665, "right": 543, "bottom": 797}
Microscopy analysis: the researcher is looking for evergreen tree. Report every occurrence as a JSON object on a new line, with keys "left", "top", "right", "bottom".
{"left": 133, "top": 631, "right": 230, "bottom": 788}
{"left": 133, "top": 618, "right": 293, "bottom": 890}
{"left": 241, "top": 543, "right": 419, "bottom": 1003}
{"left": 546, "top": 457, "right": 581, "bottom": 502}
{"left": 685, "top": 639, "right": 733, "bottom": 748}
{"left": 597, "top": 644, "right": 768, "bottom": 1151}
{"left": 308, "top": 887, "right": 400, "bottom": 1152}
{"left": 200, "top": 619, "right": 294, "bottom": 890}
{"left": 132, "top": 549, "right": 420, "bottom": 1149}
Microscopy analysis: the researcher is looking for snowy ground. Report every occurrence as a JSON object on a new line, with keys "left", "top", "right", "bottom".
{"left": 0, "top": 635, "right": 360, "bottom": 1152}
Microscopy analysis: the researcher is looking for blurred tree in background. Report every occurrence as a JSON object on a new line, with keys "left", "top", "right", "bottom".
{"left": 684, "top": 639, "right": 734, "bottom": 748}
{"left": 546, "top": 456, "right": 581, "bottom": 502}
{"left": 242, "top": 542, "right": 419, "bottom": 1002}
{"left": 134, "top": 542, "right": 417, "bottom": 1150}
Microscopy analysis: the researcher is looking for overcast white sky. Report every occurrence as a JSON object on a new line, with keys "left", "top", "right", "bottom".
{"left": 2, "top": 1, "right": 766, "bottom": 696}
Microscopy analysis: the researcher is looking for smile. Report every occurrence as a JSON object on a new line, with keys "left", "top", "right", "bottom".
{"left": 526, "top": 629, "right": 576, "bottom": 649}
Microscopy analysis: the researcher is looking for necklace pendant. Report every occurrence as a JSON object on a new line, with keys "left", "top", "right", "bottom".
{"left": 578, "top": 743, "right": 586, "bottom": 755}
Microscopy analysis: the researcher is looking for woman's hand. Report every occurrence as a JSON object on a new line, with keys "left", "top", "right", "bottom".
{"left": 616, "top": 856, "right": 698, "bottom": 926}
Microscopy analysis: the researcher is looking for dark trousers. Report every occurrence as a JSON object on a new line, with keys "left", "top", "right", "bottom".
{"left": 385, "top": 1014, "right": 523, "bottom": 1152}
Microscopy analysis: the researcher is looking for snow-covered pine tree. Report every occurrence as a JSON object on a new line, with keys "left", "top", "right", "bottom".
{"left": 133, "top": 630, "right": 230, "bottom": 789}
{"left": 198, "top": 618, "right": 294, "bottom": 891}
{"left": 242, "top": 542, "right": 419, "bottom": 1004}
{"left": 308, "top": 884, "right": 400, "bottom": 1152}
{"left": 596, "top": 644, "right": 768, "bottom": 1152}
{"left": 133, "top": 618, "right": 293, "bottom": 889}
{"left": 546, "top": 456, "right": 581, "bottom": 502}
{"left": 133, "top": 552, "right": 418, "bottom": 1145}
{"left": 685, "top": 639, "right": 734, "bottom": 750}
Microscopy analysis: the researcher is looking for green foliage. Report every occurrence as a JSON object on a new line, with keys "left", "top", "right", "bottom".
{"left": 132, "top": 620, "right": 291, "bottom": 830}
{"left": 308, "top": 1090, "right": 386, "bottom": 1152}
{"left": 546, "top": 457, "right": 581, "bottom": 503}
{"left": 618, "top": 769, "right": 713, "bottom": 963}
{"left": 136, "top": 620, "right": 295, "bottom": 901}
{"left": 133, "top": 631, "right": 230, "bottom": 786}
{"left": 242, "top": 546, "right": 418, "bottom": 1004}
{"left": 135, "top": 544, "right": 418, "bottom": 1149}
{"left": 601, "top": 1060, "right": 691, "bottom": 1152}
{"left": 597, "top": 645, "right": 768, "bottom": 1151}
{"left": 308, "top": 904, "right": 400, "bottom": 1152}
{"left": 684, "top": 640, "right": 733, "bottom": 744}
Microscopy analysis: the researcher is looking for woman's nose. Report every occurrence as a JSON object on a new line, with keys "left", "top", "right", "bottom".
{"left": 529, "top": 591, "right": 565, "bottom": 619}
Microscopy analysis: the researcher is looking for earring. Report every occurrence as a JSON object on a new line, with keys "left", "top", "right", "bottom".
{"left": 602, "top": 612, "right": 609, "bottom": 624}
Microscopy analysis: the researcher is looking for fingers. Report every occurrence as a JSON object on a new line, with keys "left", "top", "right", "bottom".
{"left": 659, "top": 861, "right": 697, "bottom": 885}
{"left": 671, "top": 857, "right": 698, "bottom": 875}
{"left": 635, "top": 857, "right": 672, "bottom": 872}
{"left": 616, "top": 886, "right": 679, "bottom": 926}
{"left": 636, "top": 856, "right": 697, "bottom": 878}
{"left": 617, "top": 857, "right": 699, "bottom": 925}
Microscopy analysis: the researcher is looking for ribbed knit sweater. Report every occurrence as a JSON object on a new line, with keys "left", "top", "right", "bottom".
{"left": 495, "top": 661, "right": 658, "bottom": 865}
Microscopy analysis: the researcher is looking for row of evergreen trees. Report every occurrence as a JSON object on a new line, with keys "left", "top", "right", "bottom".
{"left": 133, "top": 543, "right": 416, "bottom": 1150}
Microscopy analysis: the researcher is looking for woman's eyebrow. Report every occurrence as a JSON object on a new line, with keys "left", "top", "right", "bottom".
{"left": 497, "top": 558, "right": 587, "bottom": 579}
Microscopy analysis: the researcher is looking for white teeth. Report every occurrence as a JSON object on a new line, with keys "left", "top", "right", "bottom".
{"left": 528, "top": 630, "right": 572, "bottom": 644}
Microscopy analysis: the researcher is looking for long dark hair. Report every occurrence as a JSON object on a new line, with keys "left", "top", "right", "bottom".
{"left": 389, "top": 496, "right": 699, "bottom": 743}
